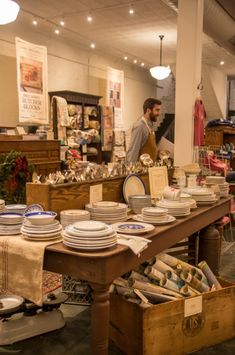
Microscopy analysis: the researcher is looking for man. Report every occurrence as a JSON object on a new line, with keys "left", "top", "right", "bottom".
{"left": 126, "top": 98, "right": 161, "bottom": 163}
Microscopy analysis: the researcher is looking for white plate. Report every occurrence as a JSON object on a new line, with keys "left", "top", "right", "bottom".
{"left": 123, "top": 174, "right": 146, "bottom": 204}
{"left": 92, "top": 201, "right": 119, "bottom": 208}
{"left": 112, "top": 221, "right": 154, "bottom": 234}
{"left": 65, "top": 224, "right": 114, "bottom": 237}
{"left": 24, "top": 204, "right": 44, "bottom": 214}
{"left": 21, "top": 230, "right": 62, "bottom": 238}
{"left": 63, "top": 240, "right": 116, "bottom": 250}
{"left": 133, "top": 214, "right": 176, "bottom": 225}
{"left": 60, "top": 209, "right": 90, "bottom": 216}
{"left": 142, "top": 207, "right": 168, "bottom": 215}
{"left": 63, "top": 231, "right": 117, "bottom": 242}
{"left": 72, "top": 220, "right": 107, "bottom": 231}
{"left": 86, "top": 203, "right": 127, "bottom": 214}
{"left": 21, "top": 225, "right": 62, "bottom": 235}
{"left": 63, "top": 235, "right": 117, "bottom": 246}
{"left": 22, "top": 220, "right": 60, "bottom": 229}
{"left": 22, "top": 235, "right": 62, "bottom": 242}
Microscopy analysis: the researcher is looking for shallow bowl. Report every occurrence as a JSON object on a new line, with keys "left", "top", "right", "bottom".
{"left": 24, "top": 211, "right": 57, "bottom": 225}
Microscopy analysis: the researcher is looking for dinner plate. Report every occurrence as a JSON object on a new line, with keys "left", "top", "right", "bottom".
{"left": 142, "top": 207, "right": 168, "bottom": 215}
{"left": 86, "top": 203, "right": 127, "bottom": 214}
{"left": 72, "top": 220, "right": 107, "bottom": 231}
{"left": 63, "top": 235, "right": 117, "bottom": 246}
{"left": 21, "top": 230, "right": 62, "bottom": 238}
{"left": 21, "top": 225, "right": 62, "bottom": 235}
{"left": 63, "top": 240, "right": 117, "bottom": 250}
{"left": 133, "top": 214, "right": 176, "bottom": 225}
{"left": 24, "top": 204, "right": 44, "bottom": 214}
{"left": 112, "top": 221, "right": 154, "bottom": 234}
{"left": 65, "top": 224, "right": 114, "bottom": 237}
{"left": 63, "top": 231, "right": 117, "bottom": 242}
{"left": 22, "top": 235, "right": 62, "bottom": 242}
{"left": 92, "top": 201, "right": 119, "bottom": 208}
{"left": 123, "top": 174, "right": 146, "bottom": 204}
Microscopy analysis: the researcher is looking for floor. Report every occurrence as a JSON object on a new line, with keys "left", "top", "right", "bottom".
{"left": 0, "top": 241, "right": 235, "bottom": 355}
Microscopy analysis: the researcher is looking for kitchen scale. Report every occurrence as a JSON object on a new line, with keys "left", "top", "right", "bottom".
{"left": 0, "top": 292, "right": 68, "bottom": 345}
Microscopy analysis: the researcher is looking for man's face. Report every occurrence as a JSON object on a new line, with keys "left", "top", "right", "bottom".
{"left": 148, "top": 104, "right": 161, "bottom": 122}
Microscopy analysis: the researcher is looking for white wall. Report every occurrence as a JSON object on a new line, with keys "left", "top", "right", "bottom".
{"left": 0, "top": 22, "right": 156, "bottom": 128}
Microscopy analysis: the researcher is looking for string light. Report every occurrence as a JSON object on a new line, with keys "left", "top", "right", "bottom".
{"left": 133, "top": 59, "right": 137, "bottom": 64}
{"left": 87, "top": 14, "right": 93, "bottom": 22}
{"left": 54, "top": 29, "right": 60, "bottom": 35}
{"left": 141, "top": 62, "right": 145, "bottom": 67}
{"left": 124, "top": 56, "right": 128, "bottom": 60}
{"left": 60, "top": 20, "right": 65, "bottom": 26}
{"left": 220, "top": 61, "right": 224, "bottom": 65}
{"left": 129, "top": 5, "right": 134, "bottom": 15}
{"left": 90, "top": 42, "right": 95, "bottom": 49}
{"left": 32, "top": 19, "right": 38, "bottom": 26}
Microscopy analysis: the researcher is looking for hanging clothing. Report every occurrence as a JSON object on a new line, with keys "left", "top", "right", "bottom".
{"left": 194, "top": 98, "right": 206, "bottom": 146}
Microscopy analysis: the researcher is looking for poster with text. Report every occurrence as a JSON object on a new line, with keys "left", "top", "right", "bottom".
{"left": 16, "top": 37, "right": 48, "bottom": 124}
{"left": 107, "top": 67, "right": 124, "bottom": 130}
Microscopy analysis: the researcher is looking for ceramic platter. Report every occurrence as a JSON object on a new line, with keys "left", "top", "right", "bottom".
{"left": 133, "top": 214, "right": 176, "bottom": 225}
{"left": 63, "top": 240, "right": 116, "bottom": 250}
{"left": 65, "top": 224, "right": 113, "bottom": 238}
{"left": 112, "top": 221, "right": 154, "bottom": 234}
{"left": 92, "top": 201, "right": 119, "bottom": 208}
{"left": 123, "top": 174, "right": 146, "bottom": 204}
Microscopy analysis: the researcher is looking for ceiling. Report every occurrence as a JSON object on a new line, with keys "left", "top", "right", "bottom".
{"left": 14, "top": 0, "right": 235, "bottom": 75}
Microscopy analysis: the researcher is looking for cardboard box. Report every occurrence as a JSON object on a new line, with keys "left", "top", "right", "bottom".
{"left": 110, "top": 278, "right": 235, "bottom": 355}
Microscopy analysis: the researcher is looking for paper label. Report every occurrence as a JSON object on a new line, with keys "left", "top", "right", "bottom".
{"left": 184, "top": 295, "right": 202, "bottom": 317}
{"left": 82, "top": 144, "right": 87, "bottom": 153}
{"left": 89, "top": 184, "right": 103, "bottom": 204}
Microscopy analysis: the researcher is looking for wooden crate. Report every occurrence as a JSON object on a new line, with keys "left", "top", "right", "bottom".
{"left": 110, "top": 278, "right": 235, "bottom": 355}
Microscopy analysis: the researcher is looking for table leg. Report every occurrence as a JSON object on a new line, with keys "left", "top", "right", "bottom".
{"left": 90, "top": 282, "right": 111, "bottom": 355}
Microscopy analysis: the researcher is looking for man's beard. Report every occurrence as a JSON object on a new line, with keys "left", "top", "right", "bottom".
{"left": 149, "top": 112, "right": 158, "bottom": 122}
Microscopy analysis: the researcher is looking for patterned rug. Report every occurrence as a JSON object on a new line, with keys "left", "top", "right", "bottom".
{"left": 42, "top": 271, "right": 62, "bottom": 294}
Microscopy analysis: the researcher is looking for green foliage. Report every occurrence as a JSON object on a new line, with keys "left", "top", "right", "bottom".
{"left": 0, "top": 150, "right": 33, "bottom": 204}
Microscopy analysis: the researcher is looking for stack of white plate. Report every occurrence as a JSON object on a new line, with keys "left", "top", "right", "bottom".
{"left": 85, "top": 201, "right": 127, "bottom": 224}
{"left": 60, "top": 209, "right": 90, "bottom": 228}
{"left": 128, "top": 195, "right": 152, "bottom": 214}
{"left": 0, "top": 212, "right": 24, "bottom": 235}
{"left": 5, "top": 204, "right": 27, "bottom": 215}
{"left": 180, "top": 193, "right": 197, "bottom": 209}
{"left": 0, "top": 199, "right": 5, "bottom": 212}
{"left": 63, "top": 220, "right": 117, "bottom": 250}
{"left": 156, "top": 200, "right": 191, "bottom": 217}
{"left": 205, "top": 176, "right": 229, "bottom": 198}
{"left": 182, "top": 187, "right": 217, "bottom": 206}
{"left": 21, "top": 220, "right": 62, "bottom": 241}
{"left": 133, "top": 207, "right": 176, "bottom": 225}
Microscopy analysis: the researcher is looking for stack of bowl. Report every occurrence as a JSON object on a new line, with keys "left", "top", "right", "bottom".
{"left": 128, "top": 195, "right": 152, "bottom": 214}
{"left": 60, "top": 209, "right": 90, "bottom": 228}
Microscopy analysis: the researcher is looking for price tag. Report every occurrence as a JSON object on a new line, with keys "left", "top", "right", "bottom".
{"left": 184, "top": 295, "right": 202, "bottom": 317}
{"left": 82, "top": 144, "right": 87, "bottom": 153}
{"left": 89, "top": 184, "right": 103, "bottom": 204}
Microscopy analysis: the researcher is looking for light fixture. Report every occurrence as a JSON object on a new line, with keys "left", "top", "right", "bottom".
{"left": 124, "top": 56, "right": 128, "bottom": 60}
{"left": 220, "top": 61, "right": 224, "bottom": 65}
{"left": 129, "top": 5, "right": 134, "bottom": 15}
{"left": 54, "top": 29, "right": 60, "bottom": 35}
{"left": 141, "top": 62, "right": 145, "bottom": 67}
{"left": 133, "top": 59, "right": 137, "bottom": 64}
{"left": 0, "top": 0, "right": 20, "bottom": 25}
{"left": 150, "top": 35, "right": 171, "bottom": 80}
{"left": 90, "top": 42, "right": 95, "bottom": 49}
{"left": 87, "top": 14, "right": 93, "bottom": 22}
{"left": 60, "top": 20, "right": 65, "bottom": 26}
{"left": 32, "top": 19, "right": 38, "bottom": 26}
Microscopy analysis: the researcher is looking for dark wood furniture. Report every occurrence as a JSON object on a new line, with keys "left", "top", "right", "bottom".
{"left": 44, "top": 197, "right": 231, "bottom": 355}
{"left": 0, "top": 139, "right": 61, "bottom": 175}
{"left": 49, "top": 90, "right": 102, "bottom": 163}
{"left": 205, "top": 126, "right": 235, "bottom": 147}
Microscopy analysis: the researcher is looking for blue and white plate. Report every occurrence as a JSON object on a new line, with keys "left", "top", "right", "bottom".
{"left": 24, "top": 204, "right": 44, "bottom": 214}
{"left": 123, "top": 174, "right": 146, "bottom": 204}
{"left": 112, "top": 221, "right": 154, "bottom": 234}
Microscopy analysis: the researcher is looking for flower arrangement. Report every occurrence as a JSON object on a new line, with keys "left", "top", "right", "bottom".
{"left": 0, "top": 150, "right": 33, "bottom": 204}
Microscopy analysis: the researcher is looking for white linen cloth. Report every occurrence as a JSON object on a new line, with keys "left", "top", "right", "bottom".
{"left": 117, "top": 234, "right": 151, "bottom": 256}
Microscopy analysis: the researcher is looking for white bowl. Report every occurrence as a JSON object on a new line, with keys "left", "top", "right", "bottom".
{"left": 24, "top": 211, "right": 57, "bottom": 225}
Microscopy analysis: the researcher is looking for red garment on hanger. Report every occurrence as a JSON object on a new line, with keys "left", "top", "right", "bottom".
{"left": 194, "top": 99, "right": 206, "bottom": 146}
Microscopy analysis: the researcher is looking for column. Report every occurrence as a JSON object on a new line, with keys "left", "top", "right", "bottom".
{"left": 174, "top": 0, "right": 204, "bottom": 166}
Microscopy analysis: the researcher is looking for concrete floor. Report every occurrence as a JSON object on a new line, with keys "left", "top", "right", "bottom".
{"left": 0, "top": 242, "right": 234, "bottom": 355}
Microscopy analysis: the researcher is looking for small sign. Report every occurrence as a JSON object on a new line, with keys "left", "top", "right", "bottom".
{"left": 90, "top": 184, "right": 103, "bottom": 204}
{"left": 184, "top": 295, "right": 202, "bottom": 317}
{"left": 82, "top": 144, "right": 87, "bottom": 153}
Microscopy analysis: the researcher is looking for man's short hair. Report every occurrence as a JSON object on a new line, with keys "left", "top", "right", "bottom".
{"left": 143, "top": 98, "right": 161, "bottom": 113}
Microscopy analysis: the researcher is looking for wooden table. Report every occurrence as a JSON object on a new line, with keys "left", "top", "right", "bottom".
{"left": 44, "top": 197, "right": 231, "bottom": 355}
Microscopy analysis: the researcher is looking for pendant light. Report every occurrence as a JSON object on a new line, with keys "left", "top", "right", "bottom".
{"left": 0, "top": 0, "right": 20, "bottom": 25}
{"left": 150, "top": 35, "right": 171, "bottom": 80}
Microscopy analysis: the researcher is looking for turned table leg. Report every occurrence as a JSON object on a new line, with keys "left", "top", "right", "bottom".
{"left": 90, "top": 282, "right": 111, "bottom": 355}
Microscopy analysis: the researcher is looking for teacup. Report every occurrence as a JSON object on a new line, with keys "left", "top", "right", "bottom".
{"left": 163, "top": 186, "right": 181, "bottom": 200}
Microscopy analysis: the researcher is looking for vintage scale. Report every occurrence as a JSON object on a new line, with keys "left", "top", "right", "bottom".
{"left": 0, "top": 292, "right": 68, "bottom": 345}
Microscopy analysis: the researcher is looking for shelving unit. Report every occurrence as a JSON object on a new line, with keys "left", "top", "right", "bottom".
{"left": 49, "top": 90, "right": 102, "bottom": 163}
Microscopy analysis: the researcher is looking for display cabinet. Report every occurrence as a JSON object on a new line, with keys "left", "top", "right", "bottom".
{"left": 49, "top": 90, "right": 102, "bottom": 163}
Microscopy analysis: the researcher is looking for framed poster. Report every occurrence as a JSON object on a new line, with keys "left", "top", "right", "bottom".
{"left": 149, "top": 166, "right": 169, "bottom": 198}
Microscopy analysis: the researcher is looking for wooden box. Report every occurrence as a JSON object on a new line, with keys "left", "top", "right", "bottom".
{"left": 110, "top": 279, "right": 235, "bottom": 355}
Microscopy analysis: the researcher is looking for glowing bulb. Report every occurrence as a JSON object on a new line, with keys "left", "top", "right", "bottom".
{"left": 129, "top": 8, "right": 134, "bottom": 15}
{"left": 60, "top": 20, "right": 65, "bottom": 26}
{"left": 87, "top": 15, "right": 93, "bottom": 22}
{"left": 32, "top": 19, "right": 38, "bottom": 26}
{"left": 220, "top": 61, "right": 224, "bottom": 65}
{"left": 124, "top": 56, "right": 128, "bottom": 60}
{"left": 133, "top": 59, "right": 137, "bottom": 64}
{"left": 90, "top": 42, "right": 95, "bottom": 49}
{"left": 54, "top": 29, "right": 60, "bottom": 35}
{"left": 141, "top": 62, "right": 145, "bottom": 67}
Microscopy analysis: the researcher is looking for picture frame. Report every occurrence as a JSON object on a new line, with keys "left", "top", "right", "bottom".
{"left": 148, "top": 166, "right": 169, "bottom": 199}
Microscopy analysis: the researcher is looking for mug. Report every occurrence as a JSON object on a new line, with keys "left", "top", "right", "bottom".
{"left": 163, "top": 186, "right": 181, "bottom": 200}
